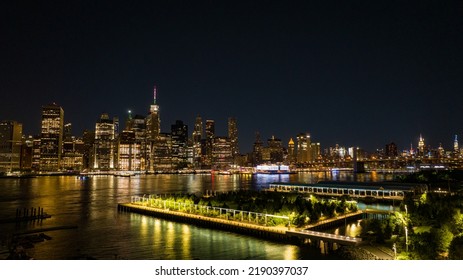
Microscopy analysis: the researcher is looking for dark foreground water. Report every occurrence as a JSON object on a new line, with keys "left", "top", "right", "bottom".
{"left": 0, "top": 171, "right": 396, "bottom": 260}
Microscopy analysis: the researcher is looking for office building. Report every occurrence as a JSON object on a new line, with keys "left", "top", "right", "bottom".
{"left": 0, "top": 120, "right": 23, "bottom": 172}
{"left": 40, "top": 103, "right": 64, "bottom": 172}
{"left": 94, "top": 113, "right": 116, "bottom": 170}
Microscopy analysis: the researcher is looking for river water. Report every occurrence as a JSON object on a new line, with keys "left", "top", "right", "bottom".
{"left": 0, "top": 171, "right": 397, "bottom": 260}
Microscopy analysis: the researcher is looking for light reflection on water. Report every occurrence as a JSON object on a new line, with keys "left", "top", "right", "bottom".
{"left": 0, "top": 172, "right": 397, "bottom": 259}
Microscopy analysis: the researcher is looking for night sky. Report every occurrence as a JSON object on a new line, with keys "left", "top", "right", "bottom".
{"left": 2, "top": 0, "right": 463, "bottom": 153}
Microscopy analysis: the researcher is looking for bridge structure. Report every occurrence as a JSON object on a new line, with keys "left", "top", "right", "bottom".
{"left": 267, "top": 181, "right": 427, "bottom": 200}
{"left": 287, "top": 229, "right": 362, "bottom": 246}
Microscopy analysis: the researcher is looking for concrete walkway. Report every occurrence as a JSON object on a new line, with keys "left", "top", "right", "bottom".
{"left": 360, "top": 244, "right": 394, "bottom": 260}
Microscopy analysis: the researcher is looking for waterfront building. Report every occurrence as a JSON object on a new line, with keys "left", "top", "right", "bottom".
{"left": 438, "top": 143, "right": 445, "bottom": 158}
{"left": 252, "top": 132, "right": 263, "bottom": 165}
{"left": 32, "top": 137, "right": 41, "bottom": 171}
{"left": 0, "top": 120, "right": 23, "bottom": 172}
{"left": 20, "top": 135, "right": 34, "bottom": 171}
{"left": 131, "top": 114, "right": 148, "bottom": 171}
{"left": 117, "top": 130, "right": 141, "bottom": 171}
{"left": 152, "top": 132, "right": 172, "bottom": 171}
{"left": 192, "top": 116, "right": 203, "bottom": 168}
{"left": 146, "top": 86, "right": 161, "bottom": 171}
{"left": 310, "top": 142, "right": 321, "bottom": 162}
{"left": 418, "top": 134, "right": 425, "bottom": 156}
{"left": 261, "top": 146, "right": 271, "bottom": 162}
{"left": 40, "top": 103, "right": 64, "bottom": 172}
{"left": 385, "top": 142, "right": 398, "bottom": 157}
{"left": 171, "top": 120, "right": 188, "bottom": 169}
{"left": 228, "top": 117, "right": 239, "bottom": 162}
{"left": 61, "top": 137, "right": 84, "bottom": 171}
{"left": 82, "top": 130, "right": 95, "bottom": 170}
{"left": 93, "top": 113, "right": 116, "bottom": 170}
{"left": 60, "top": 123, "right": 84, "bottom": 171}
{"left": 296, "top": 133, "right": 311, "bottom": 163}
{"left": 267, "top": 136, "right": 283, "bottom": 163}
{"left": 205, "top": 120, "right": 215, "bottom": 167}
{"left": 454, "top": 135, "right": 459, "bottom": 156}
{"left": 212, "top": 136, "right": 233, "bottom": 170}
{"left": 287, "top": 138, "right": 295, "bottom": 164}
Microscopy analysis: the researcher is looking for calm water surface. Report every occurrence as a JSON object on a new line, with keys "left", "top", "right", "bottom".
{"left": 0, "top": 171, "right": 396, "bottom": 260}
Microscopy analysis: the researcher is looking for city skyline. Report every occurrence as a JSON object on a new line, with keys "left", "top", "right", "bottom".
{"left": 2, "top": 1, "right": 462, "bottom": 153}
{"left": 3, "top": 99, "right": 463, "bottom": 155}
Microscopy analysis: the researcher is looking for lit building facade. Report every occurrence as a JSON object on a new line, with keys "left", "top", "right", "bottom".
{"left": 94, "top": 113, "right": 116, "bottom": 170}
{"left": 228, "top": 117, "right": 239, "bottom": 161}
{"left": 20, "top": 135, "right": 34, "bottom": 171}
{"left": 146, "top": 86, "right": 161, "bottom": 172}
{"left": 152, "top": 132, "right": 172, "bottom": 171}
{"left": 60, "top": 123, "right": 84, "bottom": 171}
{"left": 192, "top": 116, "right": 203, "bottom": 167}
{"left": 117, "top": 130, "right": 142, "bottom": 171}
{"left": 205, "top": 120, "right": 215, "bottom": 167}
{"left": 129, "top": 115, "right": 148, "bottom": 171}
{"left": 252, "top": 132, "right": 263, "bottom": 165}
{"left": 212, "top": 136, "right": 232, "bottom": 170}
{"left": 0, "top": 120, "right": 23, "bottom": 172}
{"left": 61, "top": 137, "right": 84, "bottom": 171}
{"left": 40, "top": 104, "right": 64, "bottom": 172}
{"left": 171, "top": 120, "right": 188, "bottom": 169}
{"left": 385, "top": 142, "right": 398, "bottom": 157}
{"left": 297, "top": 133, "right": 311, "bottom": 163}
{"left": 418, "top": 134, "right": 425, "bottom": 156}
{"left": 287, "top": 138, "right": 296, "bottom": 164}
{"left": 454, "top": 135, "right": 459, "bottom": 155}
{"left": 267, "top": 136, "right": 283, "bottom": 163}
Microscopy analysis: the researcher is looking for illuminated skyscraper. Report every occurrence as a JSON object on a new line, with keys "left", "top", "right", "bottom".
{"left": 146, "top": 85, "right": 161, "bottom": 171}
{"left": 40, "top": 103, "right": 64, "bottom": 171}
{"left": 297, "top": 133, "right": 311, "bottom": 163}
{"left": 0, "top": 120, "right": 23, "bottom": 172}
{"left": 205, "top": 120, "right": 215, "bottom": 166}
{"left": 94, "top": 113, "right": 116, "bottom": 170}
{"left": 385, "top": 142, "right": 398, "bottom": 157}
{"left": 61, "top": 123, "right": 84, "bottom": 171}
{"left": 152, "top": 132, "right": 172, "bottom": 170}
{"left": 117, "top": 130, "right": 141, "bottom": 171}
{"left": 418, "top": 134, "right": 425, "bottom": 156}
{"left": 146, "top": 86, "right": 161, "bottom": 139}
{"left": 171, "top": 120, "right": 188, "bottom": 169}
{"left": 454, "top": 135, "right": 459, "bottom": 154}
{"left": 212, "top": 136, "right": 232, "bottom": 170}
{"left": 310, "top": 142, "right": 321, "bottom": 162}
{"left": 438, "top": 143, "right": 445, "bottom": 158}
{"left": 287, "top": 138, "right": 295, "bottom": 163}
{"left": 132, "top": 115, "right": 148, "bottom": 170}
{"left": 252, "top": 132, "right": 263, "bottom": 165}
{"left": 228, "top": 117, "right": 239, "bottom": 160}
{"left": 267, "top": 136, "right": 283, "bottom": 163}
{"left": 192, "top": 116, "right": 203, "bottom": 167}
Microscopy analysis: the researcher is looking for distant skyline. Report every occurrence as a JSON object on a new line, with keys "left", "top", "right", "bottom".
{"left": 1, "top": 1, "right": 462, "bottom": 153}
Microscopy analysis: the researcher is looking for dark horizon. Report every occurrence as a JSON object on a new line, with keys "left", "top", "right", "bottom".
{"left": 2, "top": 1, "right": 463, "bottom": 153}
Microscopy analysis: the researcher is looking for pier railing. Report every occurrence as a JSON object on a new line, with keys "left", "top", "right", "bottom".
{"left": 130, "top": 195, "right": 290, "bottom": 228}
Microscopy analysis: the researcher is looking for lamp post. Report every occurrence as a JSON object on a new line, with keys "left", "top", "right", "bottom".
{"left": 405, "top": 226, "right": 408, "bottom": 252}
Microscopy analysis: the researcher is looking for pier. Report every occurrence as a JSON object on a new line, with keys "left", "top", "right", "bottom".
{"left": 118, "top": 203, "right": 292, "bottom": 242}
{"left": 118, "top": 196, "right": 366, "bottom": 253}
{"left": 266, "top": 181, "right": 427, "bottom": 200}
{"left": 0, "top": 207, "right": 51, "bottom": 224}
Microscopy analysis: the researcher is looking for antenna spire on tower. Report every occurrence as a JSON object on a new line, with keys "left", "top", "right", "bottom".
{"left": 153, "top": 85, "right": 157, "bottom": 104}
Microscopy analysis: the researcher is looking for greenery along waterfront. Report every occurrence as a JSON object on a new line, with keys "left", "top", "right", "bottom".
{"left": 130, "top": 170, "right": 463, "bottom": 260}
{"left": 135, "top": 190, "right": 359, "bottom": 228}
{"left": 360, "top": 170, "right": 463, "bottom": 260}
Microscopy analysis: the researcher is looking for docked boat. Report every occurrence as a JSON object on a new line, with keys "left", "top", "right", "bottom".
{"left": 254, "top": 164, "right": 295, "bottom": 174}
